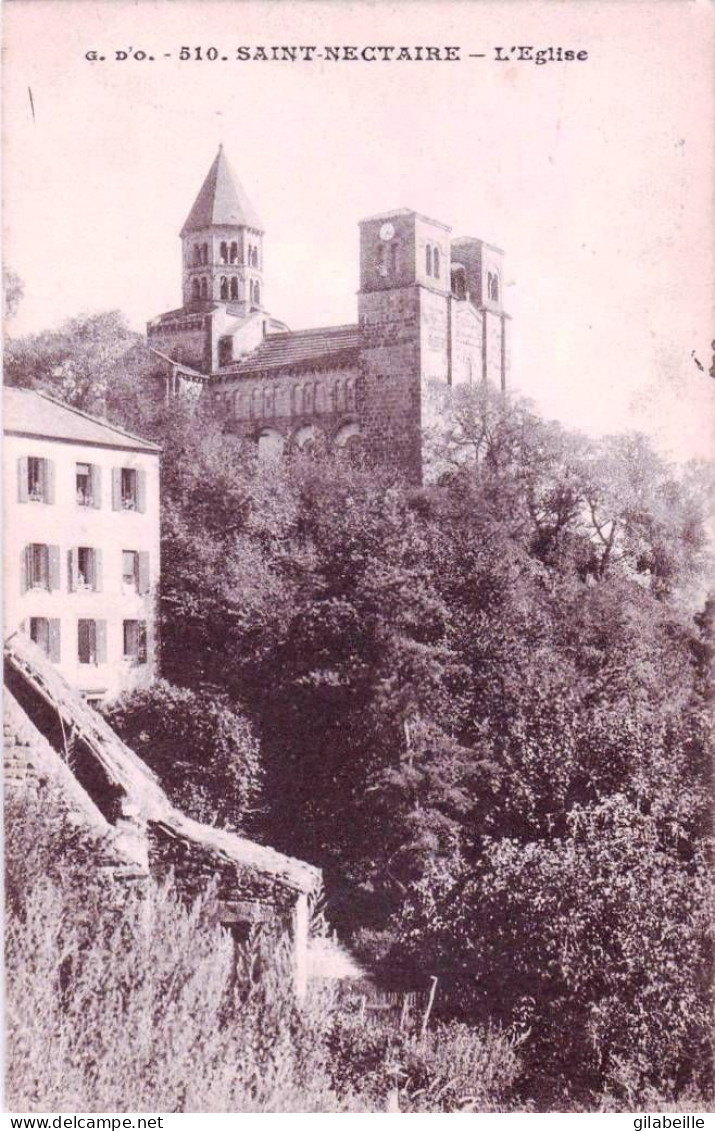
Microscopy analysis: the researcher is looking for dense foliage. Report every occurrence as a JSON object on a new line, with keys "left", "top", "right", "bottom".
{"left": 6, "top": 791, "right": 521, "bottom": 1112}
{"left": 102, "top": 679, "right": 263, "bottom": 832}
{"left": 5, "top": 317, "right": 713, "bottom": 1108}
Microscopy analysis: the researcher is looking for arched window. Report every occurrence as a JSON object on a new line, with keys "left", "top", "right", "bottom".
{"left": 452, "top": 266, "right": 466, "bottom": 301}
{"left": 253, "top": 281, "right": 260, "bottom": 306}
{"left": 346, "top": 377, "right": 357, "bottom": 411}
{"left": 191, "top": 278, "right": 201, "bottom": 300}
{"left": 251, "top": 246, "right": 259, "bottom": 268}
{"left": 193, "top": 245, "right": 202, "bottom": 267}
{"left": 490, "top": 273, "right": 500, "bottom": 303}
{"left": 220, "top": 241, "right": 228, "bottom": 264}
{"left": 200, "top": 277, "right": 208, "bottom": 299}
{"left": 426, "top": 245, "right": 432, "bottom": 276}
{"left": 201, "top": 243, "right": 208, "bottom": 265}
{"left": 220, "top": 276, "right": 229, "bottom": 300}
{"left": 230, "top": 241, "right": 238, "bottom": 263}
{"left": 433, "top": 247, "right": 440, "bottom": 279}
{"left": 257, "top": 429, "right": 284, "bottom": 461}
{"left": 230, "top": 277, "right": 239, "bottom": 300}
{"left": 390, "top": 242, "right": 399, "bottom": 274}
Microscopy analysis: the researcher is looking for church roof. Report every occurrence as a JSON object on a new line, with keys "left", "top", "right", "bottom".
{"left": 224, "top": 324, "right": 359, "bottom": 376}
{"left": 3, "top": 387, "right": 160, "bottom": 453}
{"left": 181, "top": 145, "right": 264, "bottom": 235}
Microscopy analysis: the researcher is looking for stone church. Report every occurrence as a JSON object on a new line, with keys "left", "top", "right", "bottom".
{"left": 147, "top": 145, "right": 510, "bottom": 483}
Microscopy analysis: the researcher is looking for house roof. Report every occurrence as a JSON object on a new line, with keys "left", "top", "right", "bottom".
{"left": 221, "top": 324, "right": 360, "bottom": 377}
{"left": 181, "top": 145, "right": 264, "bottom": 236}
{"left": 3, "top": 387, "right": 161, "bottom": 453}
{"left": 5, "top": 631, "right": 322, "bottom": 895}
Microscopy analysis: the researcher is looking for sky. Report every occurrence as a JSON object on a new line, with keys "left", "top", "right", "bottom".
{"left": 3, "top": 0, "right": 714, "bottom": 461}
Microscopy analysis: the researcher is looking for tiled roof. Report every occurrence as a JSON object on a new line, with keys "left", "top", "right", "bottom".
{"left": 181, "top": 145, "right": 263, "bottom": 235}
{"left": 3, "top": 387, "right": 160, "bottom": 453}
{"left": 226, "top": 324, "right": 359, "bottom": 376}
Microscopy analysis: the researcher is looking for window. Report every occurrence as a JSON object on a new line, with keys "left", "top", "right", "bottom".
{"left": 123, "top": 550, "right": 138, "bottom": 591}
{"left": 28, "top": 543, "right": 49, "bottom": 589}
{"left": 121, "top": 468, "right": 137, "bottom": 509}
{"left": 76, "top": 462, "right": 100, "bottom": 507}
{"left": 452, "top": 267, "right": 467, "bottom": 301}
{"left": 68, "top": 546, "right": 101, "bottom": 591}
{"left": 200, "top": 277, "right": 208, "bottom": 299}
{"left": 78, "top": 547, "right": 95, "bottom": 589}
{"left": 192, "top": 278, "right": 201, "bottom": 300}
{"left": 30, "top": 617, "right": 50, "bottom": 654}
{"left": 230, "top": 276, "right": 239, "bottom": 300}
{"left": 253, "top": 281, "right": 260, "bottom": 305}
{"left": 229, "top": 241, "right": 238, "bottom": 263}
{"left": 22, "top": 543, "right": 59, "bottom": 592}
{"left": 78, "top": 619, "right": 106, "bottom": 665}
{"left": 390, "top": 242, "right": 399, "bottom": 274}
{"left": 20, "top": 456, "right": 53, "bottom": 504}
{"left": 193, "top": 245, "right": 201, "bottom": 266}
{"left": 122, "top": 550, "right": 150, "bottom": 595}
{"left": 220, "top": 241, "right": 228, "bottom": 264}
{"left": 488, "top": 271, "right": 499, "bottom": 303}
{"left": 112, "top": 466, "right": 147, "bottom": 513}
{"left": 201, "top": 243, "right": 208, "bottom": 265}
{"left": 220, "top": 276, "right": 229, "bottom": 300}
{"left": 123, "top": 620, "right": 147, "bottom": 665}
{"left": 433, "top": 247, "right": 440, "bottom": 279}
{"left": 218, "top": 336, "right": 233, "bottom": 366}
{"left": 76, "top": 463, "right": 91, "bottom": 505}
{"left": 29, "top": 617, "right": 60, "bottom": 661}
{"left": 426, "top": 245, "right": 432, "bottom": 276}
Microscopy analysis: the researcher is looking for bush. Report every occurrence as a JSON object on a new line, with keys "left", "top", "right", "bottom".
{"left": 102, "top": 679, "right": 263, "bottom": 833}
{"left": 5, "top": 791, "right": 365, "bottom": 1112}
{"left": 325, "top": 1007, "right": 522, "bottom": 1112}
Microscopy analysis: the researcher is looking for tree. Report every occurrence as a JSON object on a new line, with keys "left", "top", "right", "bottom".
{"left": 4, "top": 310, "right": 162, "bottom": 424}
{"left": 102, "top": 680, "right": 263, "bottom": 833}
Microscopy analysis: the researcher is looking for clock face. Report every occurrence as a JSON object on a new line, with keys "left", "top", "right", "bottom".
{"left": 379, "top": 222, "right": 395, "bottom": 242}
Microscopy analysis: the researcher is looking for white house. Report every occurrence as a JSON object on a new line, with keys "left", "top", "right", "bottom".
{"left": 3, "top": 387, "right": 161, "bottom": 702}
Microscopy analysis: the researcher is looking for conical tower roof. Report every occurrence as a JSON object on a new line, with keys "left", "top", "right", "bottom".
{"left": 180, "top": 145, "right": 263, "bottom": 235}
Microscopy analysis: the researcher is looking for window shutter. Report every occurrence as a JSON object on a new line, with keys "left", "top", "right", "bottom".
{"left": 91, "top": 464, "right": 102, "bottom": 509}
{"left": 93, "top": 549, "right": 103, "bottom": 593}
{"left": 136, "top": 469, "right": 147, "bottom": 514}
{"left": 112, "top": 468, "right": 122, "bottom": 511}
{"left": 48, "top": 545, "right": 61, "bottom": 592}
{"left": 138, "top": 622, "right": 148, "bottom": 664}
{"left": 17, "top": 458, "right": 28, "bottom": 503}
{"left": 96, "top": 620, "right": 107, "bottom": 664}
{"left": 44, "top": 459, "right": 56, "bottom": 505}
{"left": 20, "top": 547, "right": 29, "bottom": 594}
{"left": 49, "top": 620, "right": 61, "bottom": 663}
{"left": 67, "top": 547, "right": 78, "bottom": 592}
{"left": 137, "top": 551, "right": 151, "bottom": 596}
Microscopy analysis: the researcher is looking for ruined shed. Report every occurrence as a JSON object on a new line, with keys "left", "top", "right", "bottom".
{"left": 4, "top": 631, "right": 321, "bottom": 995}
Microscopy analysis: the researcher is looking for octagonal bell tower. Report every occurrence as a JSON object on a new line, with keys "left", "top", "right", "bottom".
{"left": 180, "top": 145, "right": 265, "bottom": 311}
